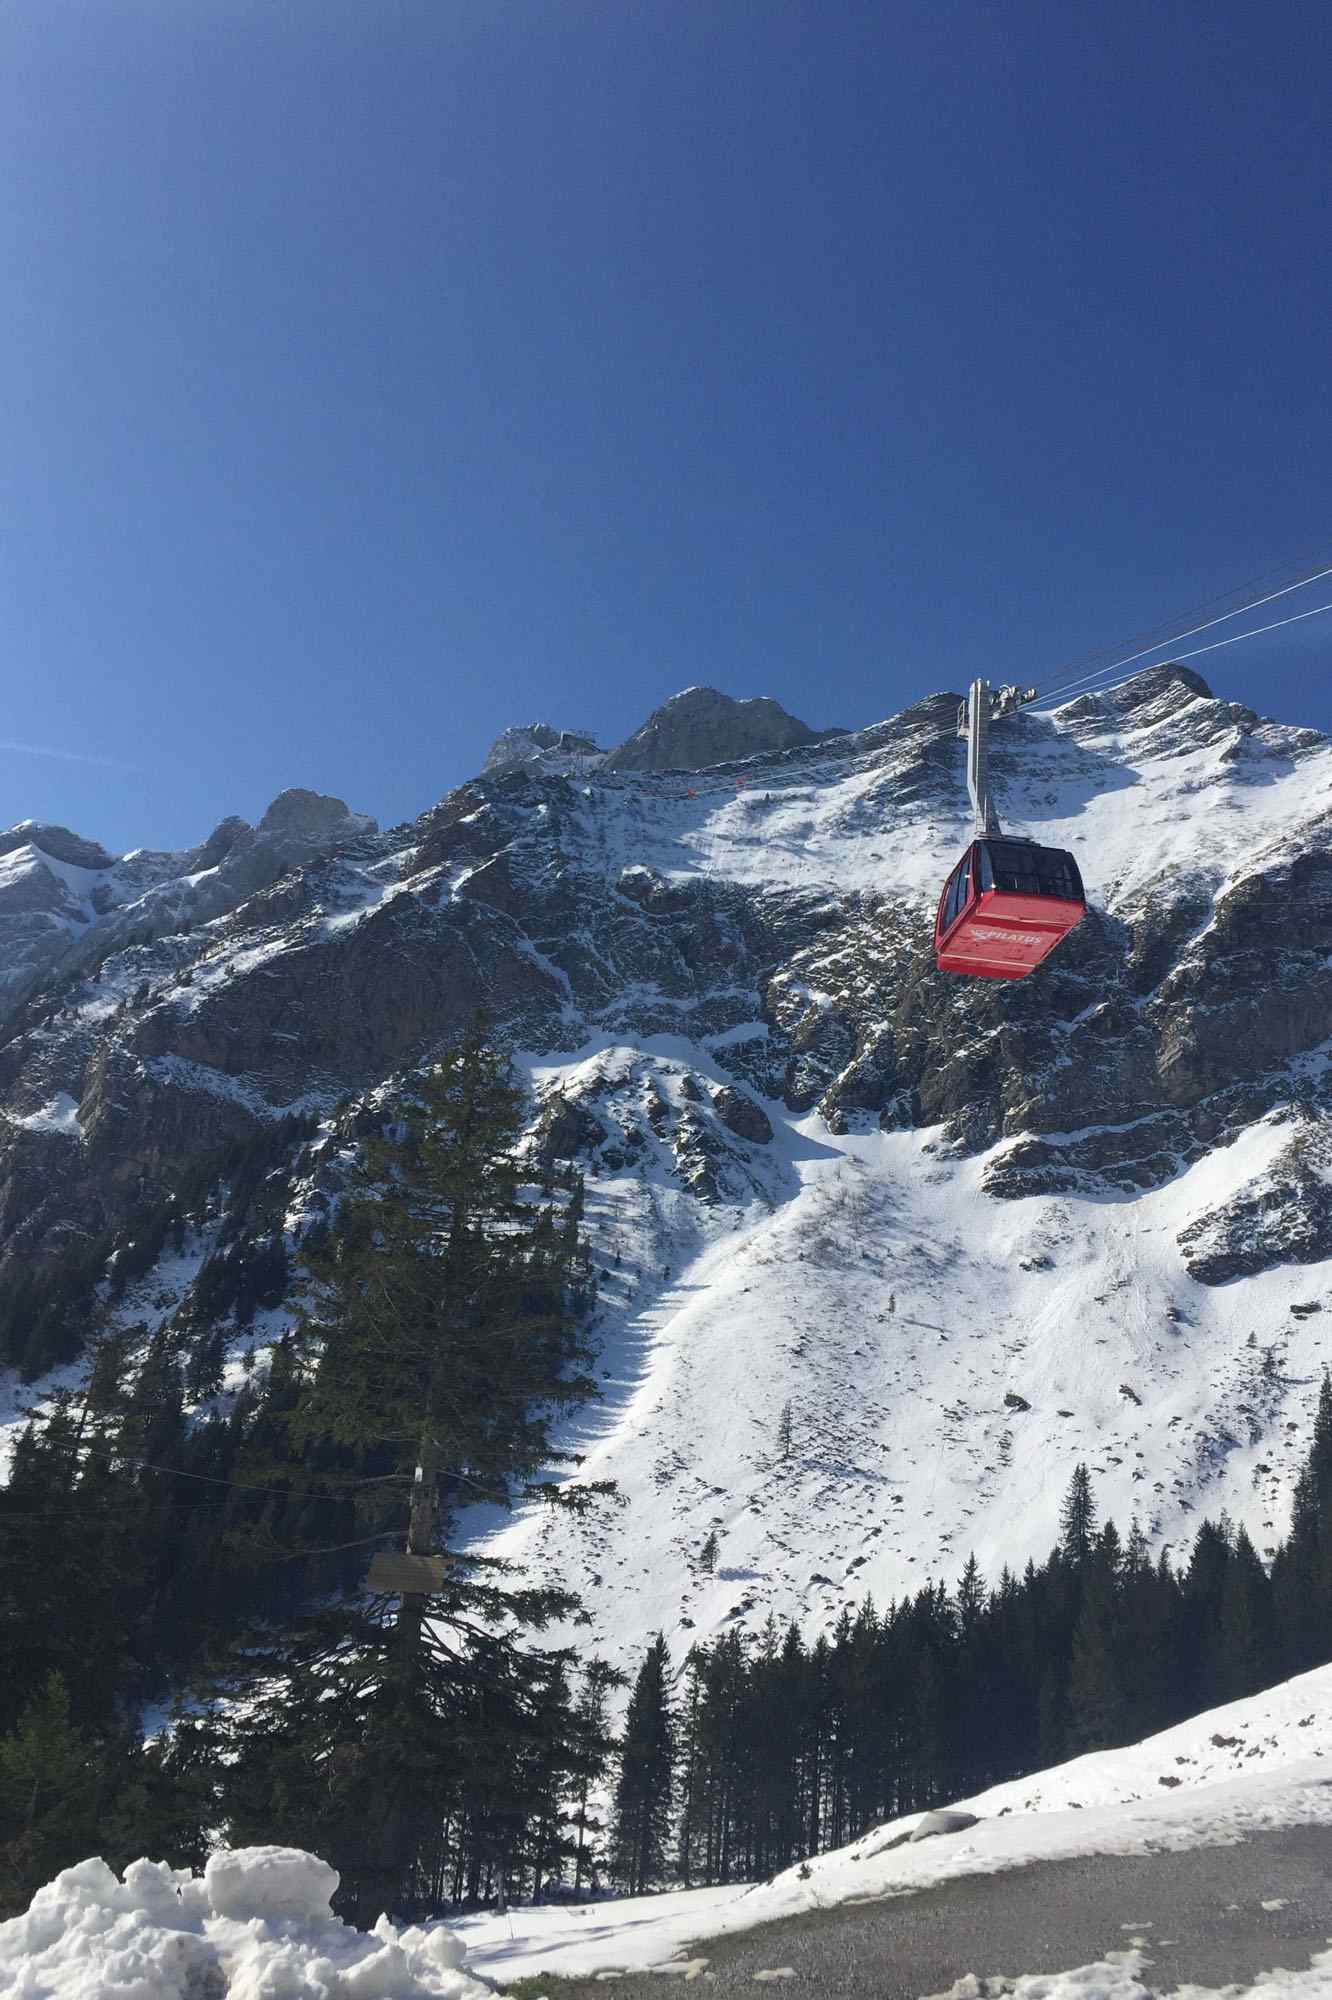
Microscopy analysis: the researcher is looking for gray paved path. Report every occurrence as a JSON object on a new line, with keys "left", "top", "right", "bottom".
{"left": 503, "top": 1826, "right": 1332, "bottom": 1997}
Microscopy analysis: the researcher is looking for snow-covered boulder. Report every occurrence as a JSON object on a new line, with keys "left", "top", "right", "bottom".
{"left": 203, "top": 1843, "right": 339, "bottom": 1921}
{"left": 909, "top": 1809, "right": 981, "bottom": 1843}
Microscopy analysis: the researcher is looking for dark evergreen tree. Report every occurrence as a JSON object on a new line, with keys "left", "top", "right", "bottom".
{"left": 209, "top": 1029, "right": 610, "bottom": 1920}
{"left": 1066, "top": 1526, "right": 1125, "bottom": 1751}
{"left": 611, "top": 1634, "right": 675, "bottom": 1894}
{"left": 1217, "top": 1524, "right": 1273, "bottom": 1704}
{"left": 566, "top": 1659, "right": 625, "bottom": 1897}
{"left": 1058, "top": 1464, "right": 1096, "bottom": 1565}
{"left": 674, "top": 1646, "right": 707, "bottom": 1887}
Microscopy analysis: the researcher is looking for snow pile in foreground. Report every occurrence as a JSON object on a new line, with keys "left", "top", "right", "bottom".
{"left": 457, "top": 1665, "right": 1332, "bottom": 1984}
{"left": 0, "top": 1844, "right": 502, "bottom": 2000}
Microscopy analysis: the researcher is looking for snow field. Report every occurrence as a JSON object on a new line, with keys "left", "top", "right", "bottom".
{"left": 477, "top": 1072, "right": 1332, "bottom": 1675}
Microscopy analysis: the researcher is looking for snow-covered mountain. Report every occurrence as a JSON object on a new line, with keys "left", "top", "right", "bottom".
{"left": 483, "top": 723, "right": 605, "bottom": 774}
{"left": 0, "top": 791, "right": 378, "bottom": 1010}
{"left": 3, "top": 664, "right": 1332, "bottom": 1676}
{"left": 601, "top": 686, "right": 836, "bottom": 772}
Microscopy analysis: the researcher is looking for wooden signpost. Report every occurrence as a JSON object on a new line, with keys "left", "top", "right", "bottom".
{"left": 366, "top": 1551, "right": 451, "bottom": 1594}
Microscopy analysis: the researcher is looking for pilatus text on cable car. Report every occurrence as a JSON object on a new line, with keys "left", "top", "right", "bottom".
{"left": 934, "top": 680, "right": 1086, "bottom": 981}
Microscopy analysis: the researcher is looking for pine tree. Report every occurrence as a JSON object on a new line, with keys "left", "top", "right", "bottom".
{"left": 1058, "top": 1464, "right": 1096, "bottom": 1565}
{"left": 777, "top": 1402, "right": 794, "bottom": 1461}
{"left": 698, "top": 1527, "right": 720, "bottom": 1573}
{"left": 0, "top": 1675, "right": 97, "bottom": 1911}
{"left": 1217, "top": 1525, "right": 1272, "bottom": 1704}
{"left": 673, "top": 1648, "right": 707, "bottom": 1888}
{"left": 566, "top": 1659, "right": 625, "bottom": 1897}
{"left": 210, "top": 1028, "right": 611, "bottom": 1922}
{"left": 1066, "top": 1530, "right": 1125, "bottom": 1752}
{"left": 0, "top": 1677, "right": 187, "bottom": 1918}
{"left": 1311, "top": 1370, "right": 1332, "bottom": 1509}
{"left": 1179, "top": 1517, "right": 1232, "bottom": 1710}
{"left": 612, "top": 1634, "right": 676, "bottom": 1895}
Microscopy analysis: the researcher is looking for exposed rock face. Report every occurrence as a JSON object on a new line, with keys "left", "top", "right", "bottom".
{"left": 712, "top": 1085, "right": 773, "bottom": 1145}
{"left": 0, "top": 822, "right": 117, "bottom": 871}
{"left": 533, "top": 1091, "right": 606, "bottom": 1168}
{"left": 188, "top": 816, "right": 251, "bottom": 873}
{"left": 2, "top": 661, "right": 1332, "bottom": 1334}
{"left": 604, "top": 687, "right": 834, "bottom": 772}
{"left": 9, "top": 663, "right": 1332, "bottom": 1666}
{"left": 256, "top": 789, "right": 376, "bottom": 841}
{"left": 0, "top": 790, "right": 379, "bottom": 1020}
{"left": 484, "top": 724, "right": 603, "bottom": 772}
{"left": 1176, "top": 1113, "right": 1332, "bottom": 1283}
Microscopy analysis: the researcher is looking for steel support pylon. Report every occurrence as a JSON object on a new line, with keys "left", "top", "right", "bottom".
{"left": 963, "top": 679, "right": 1000, "bottom": 836}
{"left": 956, "top": 679, "right": 1037, "bottom": 837}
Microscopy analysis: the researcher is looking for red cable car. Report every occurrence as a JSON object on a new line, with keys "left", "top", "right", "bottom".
{"left": 935, "top": 836, "right": 1086, "bottom": 980}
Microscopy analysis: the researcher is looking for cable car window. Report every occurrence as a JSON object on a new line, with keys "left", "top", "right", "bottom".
{"left": 986, "top": 842, "right": 1083, "bottom": 901}
{"left": 978, "top": 845, "right": 994, "bottom": 892}
{"left": 944, "top": 866, "right": 964, "bottom": 929}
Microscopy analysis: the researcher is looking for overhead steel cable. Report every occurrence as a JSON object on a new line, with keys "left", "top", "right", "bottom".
{"left": 1031, "top": 597, "right": 1332, "bottom": 703}
{"left": 1030, "top": 559, "right": 1332, "bottom": 712}
{"left": 1028, "top": 546, "right": 1332, "bottom": 705}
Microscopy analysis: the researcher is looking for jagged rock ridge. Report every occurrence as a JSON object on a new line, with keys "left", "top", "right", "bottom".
{"left": 0, "top": 789, "right": 378, "bottom": 1011}
{"left": 484, "top": 724, "right": 604, "bottom": 772}
{"left": 603, "top": 686, "right": 841, "bottom": 772}
{"left": 3, "top": 664, "right": 1332, "bottom": 1671}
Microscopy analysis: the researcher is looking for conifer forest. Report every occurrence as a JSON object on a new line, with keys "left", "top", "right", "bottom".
{"left": 2, "top": 1033, "right": 1332, "bottom": 1922}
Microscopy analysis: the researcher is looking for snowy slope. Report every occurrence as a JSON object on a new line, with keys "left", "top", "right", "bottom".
{"left": 475, "top": 1063, "right": 1330, "bottom": 1666}
{"left": 417, "top": 672, "right": 1332, "bottom": 1667}
{"left": 5, "top": 666, "right": 1332, "bottom": 1674}
{"left": 457, "top": 1662, "right": 1332, "bottom": 1984}
{"left": 536, "top": 676, "right": 1329, "bottom": 910}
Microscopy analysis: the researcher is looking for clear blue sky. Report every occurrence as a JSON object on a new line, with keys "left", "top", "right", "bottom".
{"left": 4, "top": 0, "right": 1330, "bottom": 852}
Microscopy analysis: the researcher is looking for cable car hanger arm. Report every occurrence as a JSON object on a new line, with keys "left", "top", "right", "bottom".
{"left": 956, "top": 680, "right": 1035, "bottom": 836}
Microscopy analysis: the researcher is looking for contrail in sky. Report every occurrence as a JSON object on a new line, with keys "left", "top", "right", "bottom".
{"left": 0, "top": 738, "right": 138, "bottom": 771}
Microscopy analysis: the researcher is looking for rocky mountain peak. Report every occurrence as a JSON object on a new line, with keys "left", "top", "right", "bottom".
{"left": 0, "top": 821, "right": 117, "bottom": 871}
{"left": 603, "top": 686, "right": 837, "bottom": 773}
{"left": 187, "top": 815, "right": 252, "bottom": 873}
{"left": 256, "top": 789, "right": 377, "bottom": 841}
{"left": 484, "top": 723, "right": 603, "bottom": 773}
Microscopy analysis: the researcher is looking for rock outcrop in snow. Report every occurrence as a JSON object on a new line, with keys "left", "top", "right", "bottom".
{"left": 603, "top": 686, "right": 834, "bottom": 772}
{"left": 0, "top": 789, "right": 378, "bottom": 1016}
{"left": 0, "top": 821, "right": 117, "bottom": 871}
{"left": 484, "top": 722, "right": 603, "bottom": 772}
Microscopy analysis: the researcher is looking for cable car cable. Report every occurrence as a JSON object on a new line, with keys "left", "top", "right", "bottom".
{"left": 1030, "top": 560, "right": 1332, "bottom": 710}
{"left": 1029, "top": 596, "right": 1332, "bottom": 709}
{"left": 1027, "top": 545, "right": 1332, "bottom": 704}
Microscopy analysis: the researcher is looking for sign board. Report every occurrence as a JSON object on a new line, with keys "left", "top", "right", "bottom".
{"left": 366, "top": 1552, "right": 450, "bottom": 1594}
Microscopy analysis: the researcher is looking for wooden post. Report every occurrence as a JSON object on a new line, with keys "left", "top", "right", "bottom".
{"left": 364, "top": 1430, "right": 449, "bottom": 1595}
